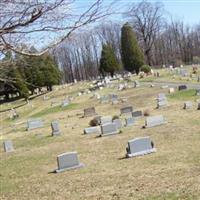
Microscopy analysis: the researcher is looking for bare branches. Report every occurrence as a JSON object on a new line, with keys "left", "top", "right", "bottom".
{"left": 0, "top": 0, "right": 115, "bottom": 56}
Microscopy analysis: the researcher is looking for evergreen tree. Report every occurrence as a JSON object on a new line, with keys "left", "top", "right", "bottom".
{"left": 99, "top": 44, "right": 120, "bottom": 77}
{"left": 121, "top": 23, "right": 144, "bottom": 74}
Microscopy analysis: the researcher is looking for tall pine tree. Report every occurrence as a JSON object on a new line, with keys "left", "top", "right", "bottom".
{"left": 121, "top": 23, "right": 144, "bottom": 74}
{"left": 99, "top": 44, "right": 120, "bottom": 77}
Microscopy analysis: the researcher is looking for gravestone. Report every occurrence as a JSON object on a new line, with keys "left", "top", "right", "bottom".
{"left": 110, "top": 94, "right": 118, "bottom": 104}
{"left": 100, "top": 123, "right": 119, "bottom": 137}
{"left": 113, "top": 119, "right": 123, "bottom": 129}
{"left": 183, "top": 101, "right": 192, "bottom": 109}
{"left": 196, "top": 89, "right": 200, "bottom": 96}
{"left": 145, "top": 115, "right": 166, "bottom": 128}
{"left": 132, "top": 110, "right": 143, "bottom": 118}
{"left": 133, "top": 80, "right": 140, "bottom": 88}
{"left": 84, "top": 107, "right": 97, "bottom": 117}
{"left": 120, "top": 106, "right": 133, "bottom": 115}
{"left": 55, "top": 152, "right": 84, "bottom": 173}
{"left": 178, "top": 85, "right": 187, "bottom": 91}
{"left": 61, "top": 99, "right": 69, "bottom": 107}
{"left": 84, "top": 126, "right": 101, "bottom": 134}
{"left": 157, "top": 93, "right": 167, "bottom": 108}
{"left": 100, "top": 116, "right": 112, "bottom": 125}
{"left": 125, "top": 117, "right": 135, "bottom": 127}
{"left": 169, "top": 88, "right": 175, "bottom": 94}
{"left": 27, "top": 119, "right": 44, "bottom": 131}
{"left": 3, "top": 140, "right": 14, "bottom": 152}
{"left": 100, "top": 95, "right": 109, "bottom": 104}
{"left": 126, "top": 137, "right": 156, "bottom": 158}
{"left": 51, "top": 121, "right": 61, "bottom": 136}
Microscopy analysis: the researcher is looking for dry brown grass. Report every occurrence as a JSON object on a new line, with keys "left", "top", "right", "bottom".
{"left": 0, "top": 81, "right": 200, "bottom": 200}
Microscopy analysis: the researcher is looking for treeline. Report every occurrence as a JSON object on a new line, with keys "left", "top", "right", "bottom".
{"left": 52, "top": 1, "right": 200, "bottom": 82}
{"left": 0, "top": 51, "right": 61, "bottom": 100}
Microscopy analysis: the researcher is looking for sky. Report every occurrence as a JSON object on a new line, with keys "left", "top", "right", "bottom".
{"left": 75, "top": 0, "right": 200, "bottom": 25}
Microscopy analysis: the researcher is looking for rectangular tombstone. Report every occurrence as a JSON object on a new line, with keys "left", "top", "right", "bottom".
{"left": 125, "top": 117, "right": 135, "bottom": 127}
{"left": 61, "top": 99, "right": 69, "bottom": 107}
{"left": 27, "top": 119, "right": 43, "bottom": 131}
{"left": 126, "top": 137, "right": 156, "bottom": 158}
{"left": 178, "top": 85, "right": 187, "bottom": 91}
{"left": 132, "top": 111, "right": 143, "bottom": 118}
{"left": 100, "top": 123, "right": 119, "bottom": 137}
{"left": 145, "top": 115, "right": 166, "bottom": 128}
{"left": 157, "top": 93, "right": 167, "bottom": 100}
{"left": 56, "top": 152, "right": 84, "bottom": 173}
{"left": 100, "top": 116, "right": 112, "bottom": 125}
{"left": 3, "top": 140, "right": 14, "bottom": 152}
{"left": 51, "top": 121, "right": 61, "bottom": 136}
{"left": 84, "top": 126, "right": 101, "bottom": 134}
{"left": 183, "top": 101, "right": 192, "bottom": 109}
{"left": 84, "top": 107, "right": 96, "bottom": 117}
{"left": 157, "top": 99, "right": 168, "bottom": 108}
{"left": 120, "top": 106, "right": 133, "bottom": 115}
{"left": 113, "top": 119, "right": 123, "bottom": 129}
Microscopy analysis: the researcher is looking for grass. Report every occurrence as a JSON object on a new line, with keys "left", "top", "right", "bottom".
{"left": 1, "top": 67, "right": 200, "bottom": 200}
{"left": 30, "top": 103, "right": 78, "bottom": 118}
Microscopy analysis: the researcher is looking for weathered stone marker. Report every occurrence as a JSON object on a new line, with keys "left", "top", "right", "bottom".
{"left": 183, "top": 101, "right": 192, "bottom": 109}
{"left": 84, "top": 107, "right": 97, "bottom": 117}
{"left": 100, "top": 116, "right": 112, "bottom": 125}
{"left": 55, "top": 152, "right": 84, "bottom": 173}
{"left": 120, "top": 106, "right": 133, "bottom": 115}
{"left": 157, "top": 94, "right": 168, "bottom": 108}
{"left": 3, "top": 140, "right": 14, "bottom": 152}
{"left": 51, "top": 121, "right": 61, "bottom": 136}
{"left": 126, "top": 137, "right": 156, "bottom": 158}
{"left": 84, "top": 126, "right": 101, "bottom": 134}
{"left": 145, "top": 115, "right": 166, "bottom": 128}
{"left": 125, "top": 117, "right": 135, "bottom": 127}
{"left": 100, "top": 123, "right": 119, "bottom": 137}
{"left": 27, "top": 119, "right": 44, "bottom": 131}
{"left": 113, "top": 119, "right": 123, "bottom": 129}
{"left": 132, "top": 110, "right": 143, "bottom": 119}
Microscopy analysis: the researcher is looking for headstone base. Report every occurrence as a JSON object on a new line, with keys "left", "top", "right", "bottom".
{"left": 55, "top": 163, "right": 84, "bottom": 173}
{"left": 126, "top": 148, "right": 156, "bottom": 158}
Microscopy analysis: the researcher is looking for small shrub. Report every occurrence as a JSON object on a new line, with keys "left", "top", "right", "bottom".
{"left": 140, "top": 65, "right": 151, "bottom": 74}
{"left": 89, "top": 118, "right": 99, "bottom": 127}
{"left": 112, "top": 115, "right": 119, "bottom": 120}
{"left": 143, "top": 109, "right": 150, "bottom": 116}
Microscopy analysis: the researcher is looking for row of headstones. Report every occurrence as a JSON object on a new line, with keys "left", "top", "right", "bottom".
{"left": 54, "top": 135, "right": 156, "bottom": 173}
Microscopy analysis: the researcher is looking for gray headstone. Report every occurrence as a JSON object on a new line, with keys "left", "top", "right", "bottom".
{"left": 3, "top": 140, "right": 14, "bottom": 152}
{"left": 84, "top": 126, "right": 101, "bottom": 134}
{"left": 183, "top": 101, "right": 192, "bottom": 109}
{"left": 113, "top": 119, "right": 123, "bottom": 129}
{"left": 100, "top": 95, "right": 109, "bottom": 103}
{"left": 126, "top": 137, "right": 156, "bottom": 158}
{"left": 100, "top": 123, "right": 119, "bottom": 137}
{"left": 51, "top": 121, "right": 61, "bottom": 136}
{"left": 55, "top": 152, "right": 84, "bottom": 173}
{"left": 125, "top": 117, "right": 135, "bottom": 127}
{"left": 84, "top": 107, "right": 97, "bottom": 117}
{"left": 120, "top": 106, "right": 133, "bottom": 115}
{"left": 132, "top": 111, "right": 143, "bottom": 118}
{"left": 178, "top": 85, "right": 187, "bottom": 91}
{"left": 145, "top": 115, "right": 166, "bottom": 128}
{"left": 100, "top": 116, "right": 112, "bottom": 125}
{"left": 27, "top": 119, "right": 44, "bottom": 131}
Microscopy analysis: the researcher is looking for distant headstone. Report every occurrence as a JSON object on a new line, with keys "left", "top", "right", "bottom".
{"left": 169, "top": 88, "right": 175, "bottom": 94}
{"left": 100, "top": 116, "right": 112, "bottom": 125}
{"left": 100, "top": 123, "right": 119, "bottom": 137}
{"left": 120, "top": 106, "right": 133, "bottom": 115}
{"left": 196, "top": 89, "right": 200, "bottom": 96}
{"left": 178, "top": 85, "right": 187, "bottom": 91}
{"left": 100, "top": 95, "right": 109, "bottom": 104}
{"left": 157, "top": 93, "right": 168, "bottom": 108}
{"left": 84, "top": 126, "right": 101, "bottom": 134}
{"left": 132, "top": 110, "right": 143, "bottom": 118}
{"left": 84, "top": 107, "right": 97, "bottom": 117}
{"left": 27, "top": 119, "right": 44, "bottom": 131}
{"left": 3, "top": 140, "right": 14, "bottom": 152}
{"left": 113, "top": 119, "right": 123, "bottom": 129}
{"left": 145, "top": 115, "right": 166, "bottom": 128}
{"left": 51, "top": 121, "right": 61, "bottom": 136}
{"left": 126, "top": 137, "right": 156, "bottom": 158}
{"left": 125, "top": 117, "right": 135, "bottom": 127}
{"left": 183, "top": 101, "right": 192, "bottom": 109}
{"left": 110, "top": 94, "right": 118, "bottom": 104}
{"left": 55, "top": 152, "right": 84, "bottom": 173}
